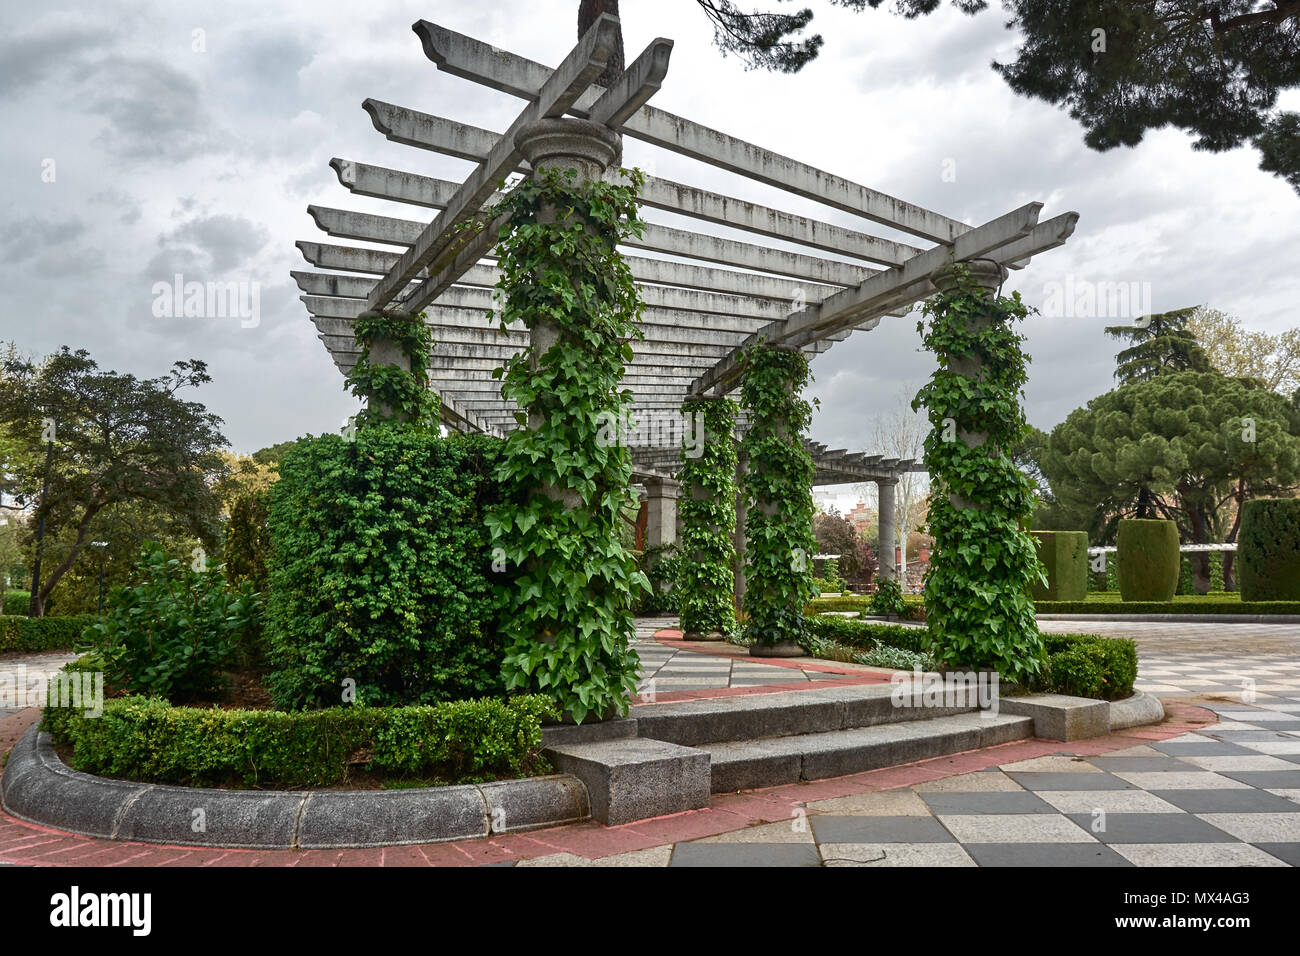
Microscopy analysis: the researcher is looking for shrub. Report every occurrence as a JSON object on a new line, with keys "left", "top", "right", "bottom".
{"left": 803, "top": 614, "right": 929, "bottom": 653}
{"left": 1116, "top": 519, "right": 1180, "bottom": 602}
{"left": 1239, "top": 498, "right": 1300, "bottom": 601}
{"left": 87, "top": 545, "right": 259, "bottom": 703}
{"left": 635, "top": 545, "right": 682, "bottom": 615}
{"left": 870, "top": 577, "right": 906, "bottom": 616}
{"left": 42, "top": 691, "right": 558, "bottom": 789}
{"left": 820, "top": 559, "right": 846, "bottom": 594}
{"left": 0, "top": 614, "right": 97, "bottom": 653}
{"left": 225, "top": 491, "right": 272, "bottom": 593}
{"left": 1030, "top": 531, "right": 1089, "bottom": 601}
{"left": 1037, "top": 633, "right": 1138, "bottom": 701}
{"left": 265, "top": 427, "right": 506, "bottom": 710}
{"left": 3, "top": 591, "right": 31, "bottom": 616}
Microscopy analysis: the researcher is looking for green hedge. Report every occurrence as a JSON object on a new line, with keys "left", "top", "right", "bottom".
{"left": 1117, "top": 519, "right": 1180, "bottom": 602}
{"left": 1035, "top": 633, "right": 1138, "bottom": 701}
{"left": 42, "top": 690, "right": 558, "bottom": 789}
{"left": 806, "top": 594, "right": 926, "bottom": 620}
{"left": 1036, "top": 598, "right": 1300, "bottom": 615}
{"left": 1239, "top": 498, "right": 1300, "bottom": 601}
{"left": 3, "top": 591, "right": 31, "bottom": 616}
{"left": 803, "top": 615, "right": 929, "bottom": 653}
{"left": 264, "top": 428, "right": 506, "bottom": 709}
{"left": 1030, "top": 531, "right": 1088, "bottom": 601}
{"left": 0, "top": 615, "right": 97, "bottom": 654}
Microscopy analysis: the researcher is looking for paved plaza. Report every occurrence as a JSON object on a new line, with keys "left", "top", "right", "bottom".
{"left": 1, "top": 617, "right": 1298, "bottom": 866}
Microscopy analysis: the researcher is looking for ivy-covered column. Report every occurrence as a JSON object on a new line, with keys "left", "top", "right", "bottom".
{"left": 738, "top": 344, "right": 817, "bottom": 657}
{"left": 348, "top": 312, "right": 439, "bottom": 426}
{"left": 676, "top": 396, "right": 738, "bottom": 641}
{"left": 913, "top": 260, "right": 1044, "bottom": 683}
{"left": 733, "top": 442, "right": 748, "bottom": 609}
{"left": 488, "top": 117, "right": 649, "bottom": 723}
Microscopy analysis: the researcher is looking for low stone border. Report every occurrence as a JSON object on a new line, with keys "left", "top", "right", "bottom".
{"left": 0, "top": 726, "right": 589, "bottom": 849}
{"left": 1108, "top": 690, "right": 1166, "bottom": 732}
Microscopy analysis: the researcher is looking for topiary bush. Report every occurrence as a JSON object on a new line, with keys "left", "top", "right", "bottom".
{"left": 1030, "top": 531, "right": 1089, "bottom": 601}
{"left": 1116, "top": 518, "right": 1180, "bottom": 602}
{"left": 1239, "top": 498, "right": 1300, "bottom": 601}
{"left": 87, "top": 544, "right": 259, "bottom": 703}
{"left": 870, "top": 576, "right": 906, "bottom": 616}
{"left": 1037, "top": 632, "right": 1138, "bottom": 701}
{"left": 264, "top": 428, "right": 507, "bottom": 709}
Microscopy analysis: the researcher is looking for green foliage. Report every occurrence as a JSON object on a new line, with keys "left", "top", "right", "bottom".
{"left": 484, "top": 166, "right": 649, "bottom": 724}
{"left": 0, "top": 347, "right": 227, "bottom": 616}
{"left": 739, "top": 344, "right": 818, "bottom": 647}
{"left": 3, "top": 590, "right": 30, "bottom": 616}
{"left": 676, "top": 397, "right": 738, "bottom": 635}
{"left": 344, "top": 312, "right": 441, "bottom": 427}
{"left": 819, "top": 559, "right": 846, "bottom": 594}
{"left": 802, "top": 614, "right": 929, "bottom": 653}
{"left": 1035, "top": 633, "right": 1138, "bottom": 702}
{"left": 0, "top": 614, "right": 96, "bottom": 653}
{"left": 1036, "top": 596, "right": 1300, "bottom": 614}
{"left": 1239, "top": 498, "right": 1300, "bottom": 601}
{"left": 1030, "top": 531, "right": 1089, "bottom": 601}
{"left": 1104, "top": 308, "right": 1212, "bottom": 385}
{"left": 43, "top": 691, "right": 557, "bottom": 789}
{"left": 912, "top": 264, "right": 1044, "bottom": 683}
{"left": 224, "top": 491, "right": 271, "bottom": 593}
{"left": 87, "top": 545, "right": 259, "bottom": 703}
{"left": 870, "top": 576, "right": 906, "bottom": 616}
{"left": 1040, "top": 371, "right": 1300, "bottom": 544}
{"left": 265, "top": 428, "right": 506, "bottom": 709}
{"left": 636, "top": 545, "right": 682, "bottom": 615}
{"left": 1177, "top": 550, "right": 1227, "bottom": 595}
{"left": 1116, "top": 519, "right": 1181, "bottom": 601}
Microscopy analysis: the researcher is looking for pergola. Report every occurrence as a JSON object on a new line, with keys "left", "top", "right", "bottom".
{"left": 292, "top": 15, "right": 1077, "bottom": 581}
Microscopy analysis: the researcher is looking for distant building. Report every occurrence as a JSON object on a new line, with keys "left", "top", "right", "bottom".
{"left": 847, "top": 500, "right": 872, "bottom": 536}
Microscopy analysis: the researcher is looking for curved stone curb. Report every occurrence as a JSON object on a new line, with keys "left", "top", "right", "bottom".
{"left": 0, "top": 727, "right": 589, "bottom": 849}
{"left": 1108, "top": 690, "right": 1165, "bottom": 732}
{"left": 1037, "top": 613, "right": 1300, "bottom": 624}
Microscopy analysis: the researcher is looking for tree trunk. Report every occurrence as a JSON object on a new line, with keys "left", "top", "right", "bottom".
{"left": 1222, "top": 477, "right": 1247, "bottom": 591}
{"left": 35, "top": 501, "right": 105, "bottom": 615}
{"left": 579, "top": 0, "right": 624, "bottom": 88}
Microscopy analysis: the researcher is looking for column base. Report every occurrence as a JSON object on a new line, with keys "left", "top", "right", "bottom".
{"left": 749, "top": 642, "right": 805, "bottom": 658}
{"left": 684, "top": 630, "right": 726, "bottom": 642}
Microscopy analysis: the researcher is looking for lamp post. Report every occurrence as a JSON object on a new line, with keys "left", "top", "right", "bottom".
{"left": 90, "top": 541, "right": 109, "bottom": 613}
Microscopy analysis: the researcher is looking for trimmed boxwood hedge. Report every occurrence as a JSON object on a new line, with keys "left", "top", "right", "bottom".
{"left": 0, "top": 615, "right": 97, "bottom": 654}
{"left": 1116, "top": 519, "right": 1180, "bottom": 602}
{"left": 803, "top": 615, "right": 929, "bottom": 653}
{"left": 1036, "top": 598, "right": 1300, "bottom": 615}
{"left": 1030, "top": 531, "right": 1088, "bottom": 601}
{"left": 1239, "top": 498, "right": 1300, "bottom": 601}
{"left": 806, "top": 595, "right": 926, "bottom": 620}
{"left": 1035, "top": 632, "right": 1138, "bottom": 701}
{"left": 42, "top": 687, "right": 559, "bottom": 789}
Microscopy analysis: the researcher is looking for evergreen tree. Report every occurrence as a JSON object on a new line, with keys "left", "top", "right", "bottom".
{"left": 1105, "top": 307, "right": 1212, "bottom": 385}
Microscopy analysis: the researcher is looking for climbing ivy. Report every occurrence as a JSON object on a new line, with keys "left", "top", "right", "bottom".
{"left": 912, "top": 263, "right": 1045, "bottom": 683}
{"left": 739, "top": 344, "right": 818, "bottom": 647}
{"left": 482, "top": 166, "right": 650, "bottom": 723}
{"left": 344, "top": 311, "right": 440, "bottom": 428}
{"left": 676, "top": 396, "right": 738, "bottom": 637}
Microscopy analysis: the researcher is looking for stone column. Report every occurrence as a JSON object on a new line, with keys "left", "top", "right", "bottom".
{"left": 357, "top": 312, "right": 414, "bottom": 422}
{"left": 931, "top": 259, "right": 1008, "bottom": 512}
{"left": 514, "top": 117, "right": 621, "bottom": 509}
{"left": 733, "top": 442, "right": 748, "bottom": 608}
{"left": 876, "top": 477, "right": 898, "bottom": 583}
{"left": 643, "top": 476, "right": 679, "bottom": 549}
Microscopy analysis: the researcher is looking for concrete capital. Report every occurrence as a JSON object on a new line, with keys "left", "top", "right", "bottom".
{"left": 514, "top": 117, "right": 620, "bottom": 181}
{"left": 931, "top": 258, "right": 1008, "bottom": 294}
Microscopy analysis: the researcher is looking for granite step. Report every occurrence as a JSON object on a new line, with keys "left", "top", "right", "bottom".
{"left": 703, "top": 711, "right": 1034, "bottom": 793}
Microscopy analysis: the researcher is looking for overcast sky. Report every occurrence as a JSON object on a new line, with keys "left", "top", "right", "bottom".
{"left": 3, "top": 0, "right": 1297, "bottom": 468}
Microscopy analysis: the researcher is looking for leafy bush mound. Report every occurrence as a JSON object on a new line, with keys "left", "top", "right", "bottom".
{"left": 870, "top": 577, "right": 906, "bottom": 616}
{"left": 635, "top": 546, "right": 682, "bottom": 615}
{"left": 1117, "top": 519, "right": 1180, "bottom": 602}
{"left": 88, "top": 545, "right": 259, "bottom": 702}
{"left": 42, "top": 687, "right": 557, "bottom": 789}
{"left": 0, "top": 614, "right": 97, "bottom": 654}
{"left": 265, "top": 428, "right": 506, "bottom": 710}
{"left": 1239, "top": 498, "right": 1300, "bottom": 602}
{"left": 1035, "top": 633, "right": 1138, "bottom": 701}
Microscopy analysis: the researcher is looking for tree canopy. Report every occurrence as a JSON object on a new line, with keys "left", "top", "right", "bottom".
{"left": 0, "top": 348, "right": 228, "bottom": 615}
{"left": 1105, "top": 307, "right": 1212, "bottom": 384}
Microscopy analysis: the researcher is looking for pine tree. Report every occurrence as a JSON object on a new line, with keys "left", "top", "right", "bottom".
{"left": 1104, "top": 307, "right": 1212, "bottom": 385}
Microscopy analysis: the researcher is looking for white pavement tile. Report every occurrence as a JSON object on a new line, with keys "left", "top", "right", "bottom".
{"left": 1112, "top": 843, "right": 1289, "bottom": 867}
{"left": 913, "top": 771, "right": 1025, "bottom": 793}
{"left": 1112, "top": 771, "right": 1251, "bottom": 790}
{"left": 1236, "top": 741, "right": 1300, "bottom": 755}
{"left": 998, "top": 755, "right": 1102, "bottom": 773}
{"left": 820, "top": 843, "right": 977, "bottom": 867}
{"left": 1194, "top": 812, "right": 1300, "bottom": 843}
{"left": 1178, "top": 755, "right": 1300, "bottom": 772}
{"left": 806, "top": 790, "right": 934, "bottom": 815}
{"left": 937, "top": 814, "right": 1096, "bottom": 844}
{"left": 693, "top": 821, "right": 815, "bottom": 844}
{"left": 1035, "top": 790, "right": 1184, "bottom": 814}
